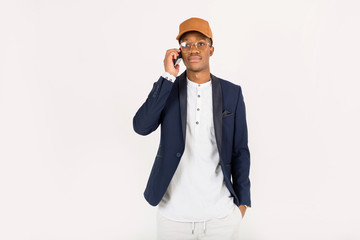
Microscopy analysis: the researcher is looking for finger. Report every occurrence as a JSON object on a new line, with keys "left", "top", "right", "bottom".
{"left": 167, "top": 48, "right": 180, "bottom": 55}
{"left": 170, "top": 53, "right": 178, "bottom": 61}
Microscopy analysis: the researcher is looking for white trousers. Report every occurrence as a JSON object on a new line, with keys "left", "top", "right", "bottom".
{"left": 156, "top": 205, "right": 243, "bottom": 240}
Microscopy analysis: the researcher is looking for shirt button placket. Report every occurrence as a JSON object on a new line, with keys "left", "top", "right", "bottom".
{"left": 195, "top": 86, "right": 201, "bottom": 133}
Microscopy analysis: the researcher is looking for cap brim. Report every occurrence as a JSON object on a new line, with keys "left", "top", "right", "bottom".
{"left": 176, "top": 29, "right": 212, "bottom": 41}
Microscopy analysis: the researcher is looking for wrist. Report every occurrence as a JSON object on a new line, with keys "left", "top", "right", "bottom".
{"left": 162, "top": 72, "right": 176, "bottom": 82}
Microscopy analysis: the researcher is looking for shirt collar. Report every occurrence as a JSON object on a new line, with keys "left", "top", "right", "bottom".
{"left": 186, "top": 77, "right": 212, "bottom": 89}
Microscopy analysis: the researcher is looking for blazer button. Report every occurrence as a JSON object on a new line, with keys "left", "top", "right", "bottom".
{"left": 176, "top": 152, "right": 181, "bottom": 157}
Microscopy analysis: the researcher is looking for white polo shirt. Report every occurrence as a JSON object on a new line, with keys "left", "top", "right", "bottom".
{"left": 157, "top": 75, "right": 235, "bottom": 222}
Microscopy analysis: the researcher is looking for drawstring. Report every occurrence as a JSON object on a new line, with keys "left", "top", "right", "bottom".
{"left": 191, "top": 220, "right": 207, "bottom": 234}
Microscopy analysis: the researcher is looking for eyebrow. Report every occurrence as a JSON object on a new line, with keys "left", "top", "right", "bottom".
{"left": 181, "top": 37, "right": 209, "bottom": 43}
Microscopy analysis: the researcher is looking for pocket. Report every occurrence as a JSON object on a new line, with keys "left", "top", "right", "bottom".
{"left": 222, "top": 110, "right": 234, "bottom": 118}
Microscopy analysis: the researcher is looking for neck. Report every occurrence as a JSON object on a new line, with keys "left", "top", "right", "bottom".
{"left": 186, "top": 68, "right": 211, "bottom": 84}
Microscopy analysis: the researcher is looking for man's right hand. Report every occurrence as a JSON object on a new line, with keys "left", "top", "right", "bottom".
{"left": 164, "top": 48, "right": 181, "bottom": 78}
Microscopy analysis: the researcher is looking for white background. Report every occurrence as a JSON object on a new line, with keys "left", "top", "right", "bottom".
{"left": 1, "top": 0, "right": 359, "bottom": 239}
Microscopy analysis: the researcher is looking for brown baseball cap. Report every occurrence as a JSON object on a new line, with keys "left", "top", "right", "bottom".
{"left": 176, "top": 17, "right": 213, "bottom": 44}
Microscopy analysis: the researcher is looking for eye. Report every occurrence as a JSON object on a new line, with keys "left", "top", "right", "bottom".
{"left": 181, "top": 42, "right": 190, "bottom": 48}
{"left": 198, "top": 41, "right": 206, "bottom": 46}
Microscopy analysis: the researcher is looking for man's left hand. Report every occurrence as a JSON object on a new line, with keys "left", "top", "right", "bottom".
{"left": 238, "top": 205, "right": 247, "bottom": 218}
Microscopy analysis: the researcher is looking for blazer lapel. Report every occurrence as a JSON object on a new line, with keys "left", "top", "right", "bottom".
{"left": 211, "top": 73, "right": 223, "bottom": 156}
{"left": 178, "top": 71, "right": 187, "bottom": 143}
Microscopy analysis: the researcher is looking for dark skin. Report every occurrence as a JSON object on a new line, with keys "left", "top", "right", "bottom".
{"left": 164, "top": 31, "right": 214, "bottom": 84}
{"left": 163, "top": 31, "right": 247, "bottom": 218}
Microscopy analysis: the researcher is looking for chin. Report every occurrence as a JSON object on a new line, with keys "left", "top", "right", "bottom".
{"left": 185, "top": 64, "right": 206, "bottom": 73}
{"left": 187, "top": 68, "right": 202, "bottom": 73}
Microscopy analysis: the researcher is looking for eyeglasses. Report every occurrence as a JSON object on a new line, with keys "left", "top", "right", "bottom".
{"left": 180, "top": 40, "right": 211, "bottom": 52}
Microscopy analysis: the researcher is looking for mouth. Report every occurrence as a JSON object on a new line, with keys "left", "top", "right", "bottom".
{"left": 188, "top": 56, "right": 202, "bottom": 63}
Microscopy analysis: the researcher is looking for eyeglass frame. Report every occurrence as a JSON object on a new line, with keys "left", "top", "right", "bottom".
{"left": 179, "top": 39, "right": 212, "bottom": 52}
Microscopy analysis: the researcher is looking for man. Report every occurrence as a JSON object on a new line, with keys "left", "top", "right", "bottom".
{"left": 133, "top": 17, "right": 251, "bottom": 240}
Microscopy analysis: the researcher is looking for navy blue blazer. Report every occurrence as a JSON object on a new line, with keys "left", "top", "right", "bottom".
{"left": 133, "top": 71, "right": 251, "bottom": 207}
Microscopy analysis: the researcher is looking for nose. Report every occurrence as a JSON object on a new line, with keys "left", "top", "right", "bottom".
{"left": 189, "top": 43, "right": 200, "bottom": 54}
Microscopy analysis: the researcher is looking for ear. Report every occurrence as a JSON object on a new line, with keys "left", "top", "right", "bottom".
{"left": 210, "top": 46, "right": 214, "bottom": 56}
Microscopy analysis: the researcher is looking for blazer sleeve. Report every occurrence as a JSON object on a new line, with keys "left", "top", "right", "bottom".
{"left": 133, "top": 76, "right": 174, "bottom": 136}
{"left": 231, "top": 86, "right": 251, "bottom": 207}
